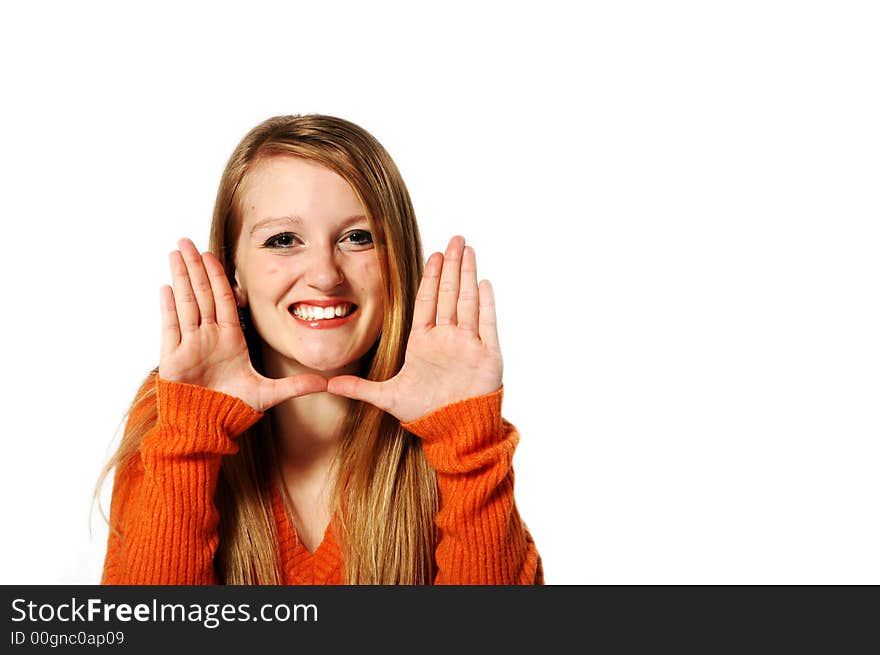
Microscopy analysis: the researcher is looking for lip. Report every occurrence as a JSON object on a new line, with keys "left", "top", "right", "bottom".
{"left": 288, "top": 302, "right": 359, "bottom": 329}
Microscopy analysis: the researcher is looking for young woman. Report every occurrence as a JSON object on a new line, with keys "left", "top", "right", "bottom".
{"left": 98, "top": 114, "right": 542, "bottom": 584}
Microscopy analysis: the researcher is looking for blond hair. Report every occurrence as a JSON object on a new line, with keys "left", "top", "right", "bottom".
{"left": 97, "top": 114, "right": 439, "bottom": 583}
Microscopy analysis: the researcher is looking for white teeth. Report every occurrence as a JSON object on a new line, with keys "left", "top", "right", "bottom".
{"left": 292, "top": 303, "right": 353, "bottom": 320}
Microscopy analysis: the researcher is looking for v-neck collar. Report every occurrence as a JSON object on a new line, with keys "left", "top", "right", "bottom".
{"left": 270, "top": 484, "right": 343, "bottom": 584}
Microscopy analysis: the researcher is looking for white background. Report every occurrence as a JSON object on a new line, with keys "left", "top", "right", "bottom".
{"left": 1, "top": 1, "right": 878, "bottom": 585}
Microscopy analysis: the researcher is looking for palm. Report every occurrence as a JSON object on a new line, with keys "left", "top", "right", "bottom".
{"left": 159, "top": 239, "right": 326, "bottom": 411}
{"left": 328, "top": 237, "right": 503, "bottom": 424}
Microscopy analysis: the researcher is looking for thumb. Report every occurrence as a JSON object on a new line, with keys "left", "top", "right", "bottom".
{"left": 327, "top": 375, "right": 388, "bottom": 411}
{"left": 258, "top": 373, "right": 328, "bottom": 410}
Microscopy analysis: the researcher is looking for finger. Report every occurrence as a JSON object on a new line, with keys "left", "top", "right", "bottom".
{"left": 178, "top": 238, "right": 216, "bottom": 324}
{"left": 326, "top": 376, "right": 389, "bottom": 412}
{"left": 456, "top": 246, "right": 479, "bottom": 333}
{"left": 159, "top": 284, "right": 181, "bottom": 358}
{"left": 478, "top": 279, "right": 501, "bottom": 353}
{"left": 169, "top": 250, "right": 200, "bottom": 332}
{"left": 276, "top": 373, "right": 329, "bottom": 400}
{"left": 202, "top": 252, "right": 239, "bottom": 328}
{"left": 412, "top": 252, "right": 443, "bottom": 332}
{"left": 262, "top": 373, "right": 328, "bottom": 410}
{"left": 436, "top": 236, "right": 465, "bottom": 326}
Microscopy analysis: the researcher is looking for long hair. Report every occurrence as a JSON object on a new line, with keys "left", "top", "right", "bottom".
{"left": 96, "top": 114, "right": 439, "bottom": 584}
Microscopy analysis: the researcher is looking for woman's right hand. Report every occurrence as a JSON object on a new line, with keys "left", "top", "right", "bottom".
{"left": 158, "top": 238, "right": 327, "bottom": 412}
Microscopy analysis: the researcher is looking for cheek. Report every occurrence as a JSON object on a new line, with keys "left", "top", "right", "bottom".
{"left": 359, "top": 259, "right": 386, "bottom": 309}
{"left": 242, "top": 260, "right": 284, "bottom": 302}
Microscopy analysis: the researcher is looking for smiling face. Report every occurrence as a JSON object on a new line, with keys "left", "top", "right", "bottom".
{"left": 233, "top": 156, "right": 385, "bottom": 377}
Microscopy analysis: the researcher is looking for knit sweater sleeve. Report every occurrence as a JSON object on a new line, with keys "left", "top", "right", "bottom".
{"left": 401, "top": 388, "right": 544, "bottom": 585}
{"left": 101, "top": 374, "right": 263, "bottom": 585}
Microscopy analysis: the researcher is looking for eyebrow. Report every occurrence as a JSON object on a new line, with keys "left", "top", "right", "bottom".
{"left": 249, "top": 214, "right": 368, "bottom": 235}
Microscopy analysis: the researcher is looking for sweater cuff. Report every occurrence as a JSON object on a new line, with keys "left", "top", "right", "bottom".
{"left": 402, "top": 388, "right": 518, "bottom": 474}
{"left": 401, "top": 387, "right": 504, "bottom": 444}
{"left": 145, "top": 377, "right": 264, "bottom": 456}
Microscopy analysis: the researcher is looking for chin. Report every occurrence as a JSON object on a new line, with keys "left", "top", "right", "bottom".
{"left": 293, "top": 350, "right": 359, "bottom": 374}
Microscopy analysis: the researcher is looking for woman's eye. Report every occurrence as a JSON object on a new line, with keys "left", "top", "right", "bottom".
{"left": 342, "top": 230, "right": 373, "bottom": 248}
{"left": 263, "top": 232, "right": 297, "bottom": 248}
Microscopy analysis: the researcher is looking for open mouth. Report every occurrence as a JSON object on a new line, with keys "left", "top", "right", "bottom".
{"left": 290, "top": 302, "right": 357, "bottom": 321}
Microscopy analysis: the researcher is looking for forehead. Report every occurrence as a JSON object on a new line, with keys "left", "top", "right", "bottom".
{"left": 240, "top": 156, "right": 364, "bottom": 228}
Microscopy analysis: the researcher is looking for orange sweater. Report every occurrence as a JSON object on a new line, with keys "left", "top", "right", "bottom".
{"left": 101, "top": 375, "right": 542, "bottom": 585}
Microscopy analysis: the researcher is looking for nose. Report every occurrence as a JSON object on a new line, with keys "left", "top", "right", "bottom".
{"left": 304, "top": 245, "right": 345, "bottom": 291}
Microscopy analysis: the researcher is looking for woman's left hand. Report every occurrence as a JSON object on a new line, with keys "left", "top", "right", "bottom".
{"left": 327, "top": 236, "right": 503, "bottom": 424}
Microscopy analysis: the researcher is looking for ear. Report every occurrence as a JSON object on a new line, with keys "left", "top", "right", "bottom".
{"left": 232, "top": 273, "right": 248, "bottom": 308}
